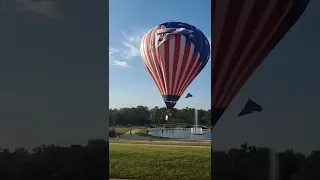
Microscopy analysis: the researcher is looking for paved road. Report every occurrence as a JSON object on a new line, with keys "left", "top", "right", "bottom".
{"left": 118, "top": 129, "right": 153, "bottom": 140}
{"left": 124, "top": 129, "right": 140, "bottom": 134}
{"left": 110, "top": 135, "right": 210, "bottom": 142}
{"left": 110, "top": 142, "right": 210, "bottom": 148}
{"left": 110, "top": 128, "right": 210, "bottom": 143}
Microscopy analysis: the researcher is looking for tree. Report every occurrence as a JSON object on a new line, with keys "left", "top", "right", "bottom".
{"left": 202, "top": 109, "right": 211, "bottom": 126}
{"left": 109, "top": 105, "right": 210, "bottom": 126}
{"left": 150, "top": 106, "right": 160, "bottom": 123}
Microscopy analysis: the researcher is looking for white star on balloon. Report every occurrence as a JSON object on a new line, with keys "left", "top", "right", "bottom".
{"left": 188, "top": 33, "right": 194, "bottom": 38}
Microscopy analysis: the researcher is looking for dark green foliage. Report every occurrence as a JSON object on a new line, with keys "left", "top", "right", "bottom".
{"left": 109, "top": 128, "right": 117, "bottom": 137}
{"left": 0, "top": 140, "right": 108, "bottom": 180}
{"left": 110, "top": 106, "right": 211, "bottom": 126}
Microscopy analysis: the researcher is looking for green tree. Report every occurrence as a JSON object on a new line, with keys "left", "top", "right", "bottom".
{"left": 109, "top": 105, "right": 210, "bottom": 126}
{"left": 202, "top": 109, "right": 211, "bottom": 126}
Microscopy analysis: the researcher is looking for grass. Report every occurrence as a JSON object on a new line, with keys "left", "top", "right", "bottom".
{"left": 109, "top": 143, "right": 211, "bottom": 180}
{"left": 109, "top": 140, "right": 211, "bottom": 147}
{"left": 114, "top": 127, "right": 132, "bottom": 134}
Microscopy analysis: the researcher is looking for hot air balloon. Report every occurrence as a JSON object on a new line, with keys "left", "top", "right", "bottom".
{"left": 211, "top": 0, "right": 310, "bottom": 127}
{"left": 140, "top": 22, "right": 210, "bottom": 109}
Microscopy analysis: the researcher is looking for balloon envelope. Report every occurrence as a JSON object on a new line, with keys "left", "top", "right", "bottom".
{"left": 140, "top": 22, "right": 210, "bottom": 109}
{"left": 211, "top": 0, "right": 310, "bottom": 127}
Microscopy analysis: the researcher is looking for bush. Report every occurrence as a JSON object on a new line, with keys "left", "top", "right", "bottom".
{"left": 109, "top": 128, "right": 117, "bottom": 137}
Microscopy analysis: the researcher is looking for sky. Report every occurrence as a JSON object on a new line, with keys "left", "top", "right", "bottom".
{"left": 0, "top": 0, "right": 109, "bottom": 149}
{"left": 109, "top": 0, "right": 211, "bottom": 110}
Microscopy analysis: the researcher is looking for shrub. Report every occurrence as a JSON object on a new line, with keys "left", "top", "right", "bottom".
{"left": 109, "top": 128, "right": 117, "bottom": 137}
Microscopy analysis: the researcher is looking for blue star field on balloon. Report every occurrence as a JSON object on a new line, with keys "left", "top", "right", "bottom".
{"left": 160, "top": 22, "right": 211, "bottom": 70}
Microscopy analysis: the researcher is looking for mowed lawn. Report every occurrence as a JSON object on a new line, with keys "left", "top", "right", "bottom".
{"left": 109, "top": 143, "right": 211, "bottom": 180}
{"left": 114, "top": 127, "right": 132, "bottom": 134}
{"left": 109, "top": 140, "right": 211, "bottom": 147}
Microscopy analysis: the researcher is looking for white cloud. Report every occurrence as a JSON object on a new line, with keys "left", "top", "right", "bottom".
{"left": 109, "top": 30, "right": 211, "bottom": 67}
{"left": 109, "top": 29, "right": 147, "bottom": 68}
{"left": 119, "top": 30, "right": 146, "bottom": 59}
{"left": 109, "top": 48, "right": 120, "bottom": 56}
{"left": 113, "top": 60, "right": 130, "bottom": 68}
{"left": 16, "top": 1, "right": 61, "bottom": 20}
{"left": 109, "top": 54, "right": 130, "bottom": 68}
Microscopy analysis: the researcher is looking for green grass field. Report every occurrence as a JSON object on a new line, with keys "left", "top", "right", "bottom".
{"left": 114, "top": 127, "right": 132, "bottom": 134}
{"left": 109, "top": 140, "right": 211, "bottom": 147}
{"left": 109, "top": 143, "right": 211, "bottom": 180}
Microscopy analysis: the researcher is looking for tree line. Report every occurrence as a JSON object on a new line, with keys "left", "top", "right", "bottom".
{"left": 109, "top": 106, "right": 211, "bottom": 126}
{"left": 0, "top": 139, "right": 108, "bottom": 179}
{"left": 212, "top": 142, "right": 320, "bottom": 180}
{"left": 0, "top": 141, "right": 319, "bottom": 179}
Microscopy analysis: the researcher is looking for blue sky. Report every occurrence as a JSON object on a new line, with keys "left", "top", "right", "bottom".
{"left": 110, "top": 1, "right": 320, "bottom": 152}
{"left": 109, "top": 0, "right": 211, "bottom": 110}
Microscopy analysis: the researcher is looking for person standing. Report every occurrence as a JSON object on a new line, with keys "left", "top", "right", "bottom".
{"left": 116, "top": 132, "right": 120, "bottom": 141}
